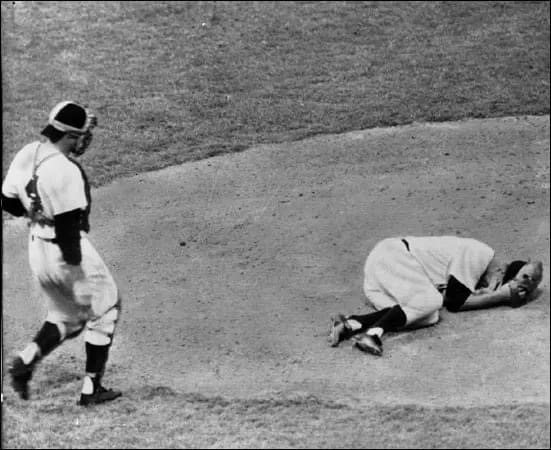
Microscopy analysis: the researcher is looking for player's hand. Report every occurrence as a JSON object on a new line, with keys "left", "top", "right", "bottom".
{"left": 507, "top": 280, "right": 528, "bottom": 308}
{"left": 61, "top": 264, "right": 92, "bottom": 307}
{"left": 63, "top": 263, "right": 85, "bottom": 281}
{"left": 59, "top": 263, "right": 83, "bottom": 281}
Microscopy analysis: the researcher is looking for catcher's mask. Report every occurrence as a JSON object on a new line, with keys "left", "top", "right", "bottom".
{"left": 72, "top": 114, "right": 97, "bottom": 156}
{"left": 41, "top": 101, "right": 97, "bottom": 156}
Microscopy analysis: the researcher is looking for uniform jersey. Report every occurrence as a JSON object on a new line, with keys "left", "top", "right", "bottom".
{"left": 3, "top": 139, "right": 118, "bottom": 347}
{"left": 404, "top": 236, "right": 495, "bottom": 292}
{"left": 2, "top": 141, "right": 88, "bottom": 239}
{"left": 363, "top": 236, "right": 495, "bottom": 326}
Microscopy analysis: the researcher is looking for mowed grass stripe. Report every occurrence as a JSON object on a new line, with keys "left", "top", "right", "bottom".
{"left": 2, "top": 388, "right": 549, "bottom": 449}
{"left": 2, "top": 1, "right": 549, "bottom": 186}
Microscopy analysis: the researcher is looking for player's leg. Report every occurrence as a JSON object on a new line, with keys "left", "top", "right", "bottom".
{"left": 9, "top": 273, "right": 86, "bottom": 400}
{"left": 329, "top": 307, "right": 395, "bottom": 346}
{"left": 351, "top": 305, "right": 407, "bottom": 356}
{"left": 353, "top": 291, "right": 442, "bottom": 356}
{"left": 11, "top": 236, "right": 85, "bottom": 399}
{"left": 76, "top": 236, "right": 122, "bottom": 406}
{"left": 79, "top": 298, "right": 122, "bottom": 406}
{"left": 340, "top": 284, "right": 403, "bottom": 349}
{"left": 401, "top": 310, "right": 440, "bottom": 329}
{"left": 330, "top": 239, "right": 400, "bottom": 347}
{"left": 9, "top": 318, "right": 84, "bottom": 400}
{"left": 348, "top": 238, "right": 407, "bottom": 353}
{"left": 352, "top": 238, "right": 442, "bottom": 356}
{"left": 10, "top": 322, "right": 61, "bottom": 400}
{"left": 347, "top": 307, "right": 402, "bottom": 331}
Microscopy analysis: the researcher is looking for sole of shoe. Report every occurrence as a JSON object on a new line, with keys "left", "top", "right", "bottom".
{"left": 10, "top": 368, "right": 32, "bottom": 400}
{"left": 78, "top": 391, "right": 122, "bottom": 407}
{"left": 352, "top": 338, "right": 383, "bottom": 356}
{"left": 329, "top": 314, "right": 349, "bottom": 347}
{"left": 328, "top": 325, "right": 344, "bottom": 347}
{"left": 10, "top": 380, "right": 30, "bottom": 400}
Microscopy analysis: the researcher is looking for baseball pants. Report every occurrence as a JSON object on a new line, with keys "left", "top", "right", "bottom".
{"left": 363, "top": 238, "right": 442, "bottom": 328}
{"left": 28, "top": 232, "right": 120, "bottom": 346}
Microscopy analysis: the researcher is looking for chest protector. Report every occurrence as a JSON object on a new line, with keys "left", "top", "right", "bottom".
{"left": 25, "top": 144, "right": 91, "bottom": 231}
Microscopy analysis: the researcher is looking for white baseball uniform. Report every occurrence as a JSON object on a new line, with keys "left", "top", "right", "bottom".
{"left": 2, "top": 140, "right": 119, "bottom": 345}
{"left": 363, "top": 236, "right": 495, "bottom": 327}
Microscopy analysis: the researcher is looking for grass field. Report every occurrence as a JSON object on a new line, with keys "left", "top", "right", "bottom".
{"left": 1, "top": 2, "right": 550, "bottom": 449}
{"left": 3, "top": 382, "right": 549, "bottom": 448}
{"left": 1, "top": 1, "right": 549, "bottom": 186}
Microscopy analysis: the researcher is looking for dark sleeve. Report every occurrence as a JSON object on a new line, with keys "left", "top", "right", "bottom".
{"left": 54, "top": 209, "right": 82, "bottom": 265}
{"left": 69, "top": 158, "right": 91, "bottom": 232}
{"left": 1, "top": 193, "right": 27, "bottom": 217}
{"left": 443, "top": 275, "right": 472, "bottom": 312}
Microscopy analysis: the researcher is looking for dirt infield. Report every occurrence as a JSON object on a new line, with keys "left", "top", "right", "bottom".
{"left": 3, "top": 115, "right": 549, "bottom": 414}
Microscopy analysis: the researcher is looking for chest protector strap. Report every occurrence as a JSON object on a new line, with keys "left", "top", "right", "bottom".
{"left": 26, "top": 143, "right": 61, "bottom": 227}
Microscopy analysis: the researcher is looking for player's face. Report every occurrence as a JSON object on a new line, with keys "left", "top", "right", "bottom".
{"left": 513, "top": 261, "right": 543, "bottom": 293}
{"left": 65, "top": 132, "right": 81, "bottom": 152}
{"left": 65, "top": 131, "right": 91, "bottom": 156}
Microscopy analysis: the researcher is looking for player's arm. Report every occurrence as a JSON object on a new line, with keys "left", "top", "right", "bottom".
{"left": 1, "top": 193, "right": 27, "bottom": 217}
{"left": 2, "top": 157, "right": 27, "bottom": 217}
{"left": 456, "top": 284, "right": 512, "bottom": 311}
{"left": 444, "top": 275, "right": 508, "bottom": 312}
{"left": 445, "top": 276, "right": 523, "bottom": 312}
{"left": 50, "top": 164, "right": 87, "bottom": 266}
{"left": 54, "top": 209, "right": 83, "bottom": 265}
{"left": 2, "top": 150, "right": 28, "bottom": 217}
{"left": 443, "top": 275, "right": 474, "bottom": 312}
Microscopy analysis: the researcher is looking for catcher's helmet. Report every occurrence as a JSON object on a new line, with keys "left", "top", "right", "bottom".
{"left": 41, "top": 101, "right": 89, "bottom": 138}
{"left": 41, "top": 101, "right": 97, "bottom": 155}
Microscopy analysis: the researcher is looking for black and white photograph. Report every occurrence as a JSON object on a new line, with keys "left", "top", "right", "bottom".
{"left": 2, "top": 1, "right": 549, "bottom": 448}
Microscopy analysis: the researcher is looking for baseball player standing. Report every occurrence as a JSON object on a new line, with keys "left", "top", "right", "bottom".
{"left": 329, "top": 235, "right": 544, "bottom": 355}
{"left": 2, "top": 101, "right": 122, "bottom": 406}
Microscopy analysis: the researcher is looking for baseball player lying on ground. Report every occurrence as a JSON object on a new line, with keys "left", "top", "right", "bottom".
{"left": 329, "top": 235, "right": 544, "bottom": 356}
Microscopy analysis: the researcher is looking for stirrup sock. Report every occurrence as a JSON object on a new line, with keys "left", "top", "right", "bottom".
{"left": 347, "top": 307, "right": 392, "bottom": 331}
{"left": 33, "top": 321, "right": 62, "bottom": 358}
{"left": 85, "top": 342, "right": 110, "bottom": 374}
{"left": 372, "top": 305, "right": 407, "bottom": 332}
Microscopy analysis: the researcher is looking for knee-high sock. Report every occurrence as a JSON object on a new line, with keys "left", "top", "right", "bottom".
{"left": 85, "top": 342, "right": 110, "bottom": 383}
{"left": 347, "top": 305, "right": 407, "bottom": 334}
{"left": 346, "top": 307, "right": 393, "bottom": 333}
{"left": 32, "top": 321, "right": 62, "bottom": 359}
{"left": 34, "top": 321, "right": 62, "bottom": 356}
{"left": 19, "top": 321, "right": 63, "bottom": 367}
{"left": 370, "top": 305, "right": 407, "bottom": 332}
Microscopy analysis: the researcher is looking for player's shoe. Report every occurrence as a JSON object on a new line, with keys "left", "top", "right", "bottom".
{"left": 352, "top": 333, "right": 383, "bottom": 356}
{"left": 328, "top": 314, "right": 352, "bottom": 347}
{"left": 9, "top": 356, "right": 34, "bottom": 400}
{"left": 78, "top": 384, "right": 122, "bottom": 406}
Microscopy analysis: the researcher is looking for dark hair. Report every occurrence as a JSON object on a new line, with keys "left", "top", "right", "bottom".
{"left": 503, "top": 260, "right": 527, "bottom": 284}
{"left": 41, "top": 125, "right": 66, "bottom": 143}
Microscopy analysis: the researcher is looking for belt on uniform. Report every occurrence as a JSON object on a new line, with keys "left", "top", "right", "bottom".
{"left": 401, "top": 238, "right": 410, "bottom": 252}
{"left": 31, "top": 235, "right": 58, "bottom": 244}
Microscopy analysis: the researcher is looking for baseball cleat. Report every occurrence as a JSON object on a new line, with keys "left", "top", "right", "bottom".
{"left": 352, "top": 333, "right": 383, "bottom": 356}
{"left": 328, "top": 314, "right": 351, "bottom": 347}
{"left": 9, "top": 356, "right": 34, "bottom": 400}
{"left": 78, "top": 385, "right": 122, "bottom": 406}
